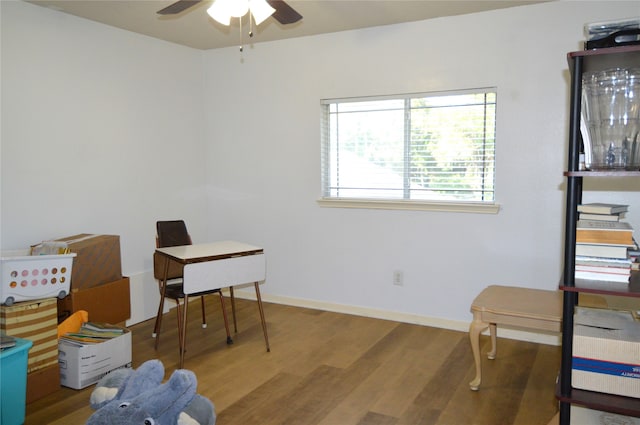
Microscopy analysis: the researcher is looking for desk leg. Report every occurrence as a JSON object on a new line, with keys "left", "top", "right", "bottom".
{"left": 180, "top": 295, "right": 189, "bottom": 369}
{"left": 217, "top": 292, "right": 233, "bottom": 345}
{"left": 254, "top": 282, "right": 270, "bottom": 352}
{"left": 469, "top": 313, "right": 489, "bottom": 391}
{"left": 230, "top": 286, "right": 238, "bottom": 333}
{"left": 176, "top": 301, "right": 184, "bottom": 354}
{"left": 153, "top": 258, "right": 171, "bottom": 349}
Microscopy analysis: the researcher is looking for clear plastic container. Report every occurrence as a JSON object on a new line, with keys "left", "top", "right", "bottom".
{"left": 582, "top": 67, "right": 640, "bottom": 170}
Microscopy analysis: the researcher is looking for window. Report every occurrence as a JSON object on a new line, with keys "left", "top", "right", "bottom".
{"left": 320, "top": 88, "right": 497, "bottom": 212}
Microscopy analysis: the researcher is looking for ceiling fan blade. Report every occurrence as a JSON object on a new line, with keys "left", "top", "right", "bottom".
{"left": 266, "top": 0, "right": 303, "bottom": 25}
{"left": 157, "top": 0, "right": 202, "bottom": 15}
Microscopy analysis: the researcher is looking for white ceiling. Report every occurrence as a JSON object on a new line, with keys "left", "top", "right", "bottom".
{"left": 27, "top": 0, "right": 548, "bottom": 50}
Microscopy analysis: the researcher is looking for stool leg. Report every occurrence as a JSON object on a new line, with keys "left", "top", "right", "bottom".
{"left": 488, "top": 323, "right": 497, "bottom": 360}
{"left": 469, "top": 315, "right": 488, "bottom": 391}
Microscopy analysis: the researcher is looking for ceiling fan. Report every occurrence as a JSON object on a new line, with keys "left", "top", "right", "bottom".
{"left": 157, "top": 0, "right": 303, "bottom": 25}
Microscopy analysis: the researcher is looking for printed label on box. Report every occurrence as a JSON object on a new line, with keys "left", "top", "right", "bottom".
{"left": 58, "top": 330, "right": 131, "bottom": 389}
{"left": 573, "top": 356, "right": 640, "bottom": 379}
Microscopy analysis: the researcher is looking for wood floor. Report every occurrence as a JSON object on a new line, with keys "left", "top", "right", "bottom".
{"left": 25, "top": 297, "right": 560, "bottom": 425}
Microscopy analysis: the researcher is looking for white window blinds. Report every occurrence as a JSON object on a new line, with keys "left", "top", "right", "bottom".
{"left": 321, "top": 88, "right": 496, "bottom": 205}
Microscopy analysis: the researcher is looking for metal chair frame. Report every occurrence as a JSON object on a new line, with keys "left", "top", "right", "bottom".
{"left": 152, "top": 220, "right": 236, "bottom": 351}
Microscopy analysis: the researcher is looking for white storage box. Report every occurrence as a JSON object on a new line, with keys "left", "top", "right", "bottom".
{"left": 572, "top": 307, "right": 640, "bottom": 398}
{"left": 58, "top": 330, "right": 132, "bottom": 389}
{"left": 571, "top": 405, "right": 640, "bottom": 425}
{"left": 1, "top": 250, "right": 76, "bottom": 306}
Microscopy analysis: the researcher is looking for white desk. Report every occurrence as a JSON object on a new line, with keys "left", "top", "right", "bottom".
{"left": 155, "top": 241, "right": 269, "bottom": 368}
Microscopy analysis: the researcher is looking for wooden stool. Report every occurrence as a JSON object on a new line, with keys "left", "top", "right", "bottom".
{"left": 469, "top": 285, "right": 563, "bottom": 390}
{"left": 468, "top": 285, "right": 607, "bottom": 391}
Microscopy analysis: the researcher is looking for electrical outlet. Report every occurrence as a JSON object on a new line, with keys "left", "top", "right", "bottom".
{"left": 393, "top": 270, "right": 403, "bottom": 286}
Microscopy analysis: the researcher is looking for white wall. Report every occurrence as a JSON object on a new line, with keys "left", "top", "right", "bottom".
{"left": 1, "top": 0, "right": 207, "bottom": 323}
{"left": 201, "top": 1, "right": 640, "bottom": 335}
{"left": 2, "top": 1, "right": 639, "bottom": 336}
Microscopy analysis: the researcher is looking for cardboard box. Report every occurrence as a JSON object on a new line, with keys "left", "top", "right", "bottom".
{"left": 27, "top": 363, "right": 60, "bottom": 403}
{"left": 0, "top": 298, "right": 59, "bottom": 373}
{"left": 58, "top": 277, "right": 130, "bottom": 324}
{"left": 54, "top": 234, "right": 122, "bottom": 290}
{"left": 572, "top": 307, "right": 640, "bottom": 398}
{"left": 58, "top": 329, "right": 132, "bottom": 389}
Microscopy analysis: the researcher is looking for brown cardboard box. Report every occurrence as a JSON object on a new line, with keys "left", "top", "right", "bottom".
{"left": 27, "top": 363, "right": 60, "bottom": 403}
{"left": 57, "top": 277, "right": 130, "bottom": 324}
{"left": 55, "top": 234, "right": 122, "bottom": 290}
{"left": 0, "top": 298, "right": 59, "bottom": 373}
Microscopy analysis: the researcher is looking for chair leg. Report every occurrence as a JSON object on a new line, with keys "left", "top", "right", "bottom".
{"left": 153, "top": 293, "right": 166, "bottom": 339}
{"left": 153, "top": 295, "right": 166, "bottom": 350}
{"left": 200, "top": 295, "right": 207, "bottom": 329}
{"left": 230, "top": 286, "right": 238, "bottom": 333}
{"left": 217, "top": 292, "right": 233, "bottom": 345}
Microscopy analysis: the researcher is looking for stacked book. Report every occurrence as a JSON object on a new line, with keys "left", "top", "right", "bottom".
{"left": 631, "top": 246, "right": 640, "bottom": 271}
{"left": 575, "top": 203, "right": 636, "bottom": 283}
{"left": 60, "top": 322, "right": 126, "bottom": 344}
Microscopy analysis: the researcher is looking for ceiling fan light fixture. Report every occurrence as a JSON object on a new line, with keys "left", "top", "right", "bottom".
{"left": 248, "top": 0, "right": 276, "bottom": 25}
{"left": 228, "top": 0, "right": 250, "bottom": 18}
{"left": 207, "top": 0, "right": 231, "bottom": 25}
{"left": 207, "top": 0, "right": 249, "bottom": 24}
{"left": 207, "top": 0, "right": 275, "bottom": 26}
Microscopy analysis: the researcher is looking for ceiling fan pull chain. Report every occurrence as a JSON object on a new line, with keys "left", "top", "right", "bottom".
{"left": 239, "top": 16, "right": 242, "bottom": 52}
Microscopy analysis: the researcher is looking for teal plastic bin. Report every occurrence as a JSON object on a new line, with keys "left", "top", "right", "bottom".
{"left": 1, "top": 337, "right": 33, "bottom": 425}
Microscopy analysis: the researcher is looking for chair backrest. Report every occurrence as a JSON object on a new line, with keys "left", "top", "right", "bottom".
{"left": 156, "top": 220, "right": 192, "bottom": 248}
{"left": 154, "top": 220, "right": 191, "bottom": 280}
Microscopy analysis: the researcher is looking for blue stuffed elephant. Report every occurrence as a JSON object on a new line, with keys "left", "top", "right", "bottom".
{"left": 87, "top": 359, "right": 216, "bottom": 425}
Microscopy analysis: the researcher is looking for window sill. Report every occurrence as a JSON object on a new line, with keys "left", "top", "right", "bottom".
{"left": 316, "top": 198, "right": 500, "bottom": 214}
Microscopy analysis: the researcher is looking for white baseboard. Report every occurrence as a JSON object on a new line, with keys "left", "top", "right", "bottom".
{"left": 230, "top": 288, "right": 561, "bottom": 347}
{"left": 128, "top": 271, "right": 560, "bottom": 347}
